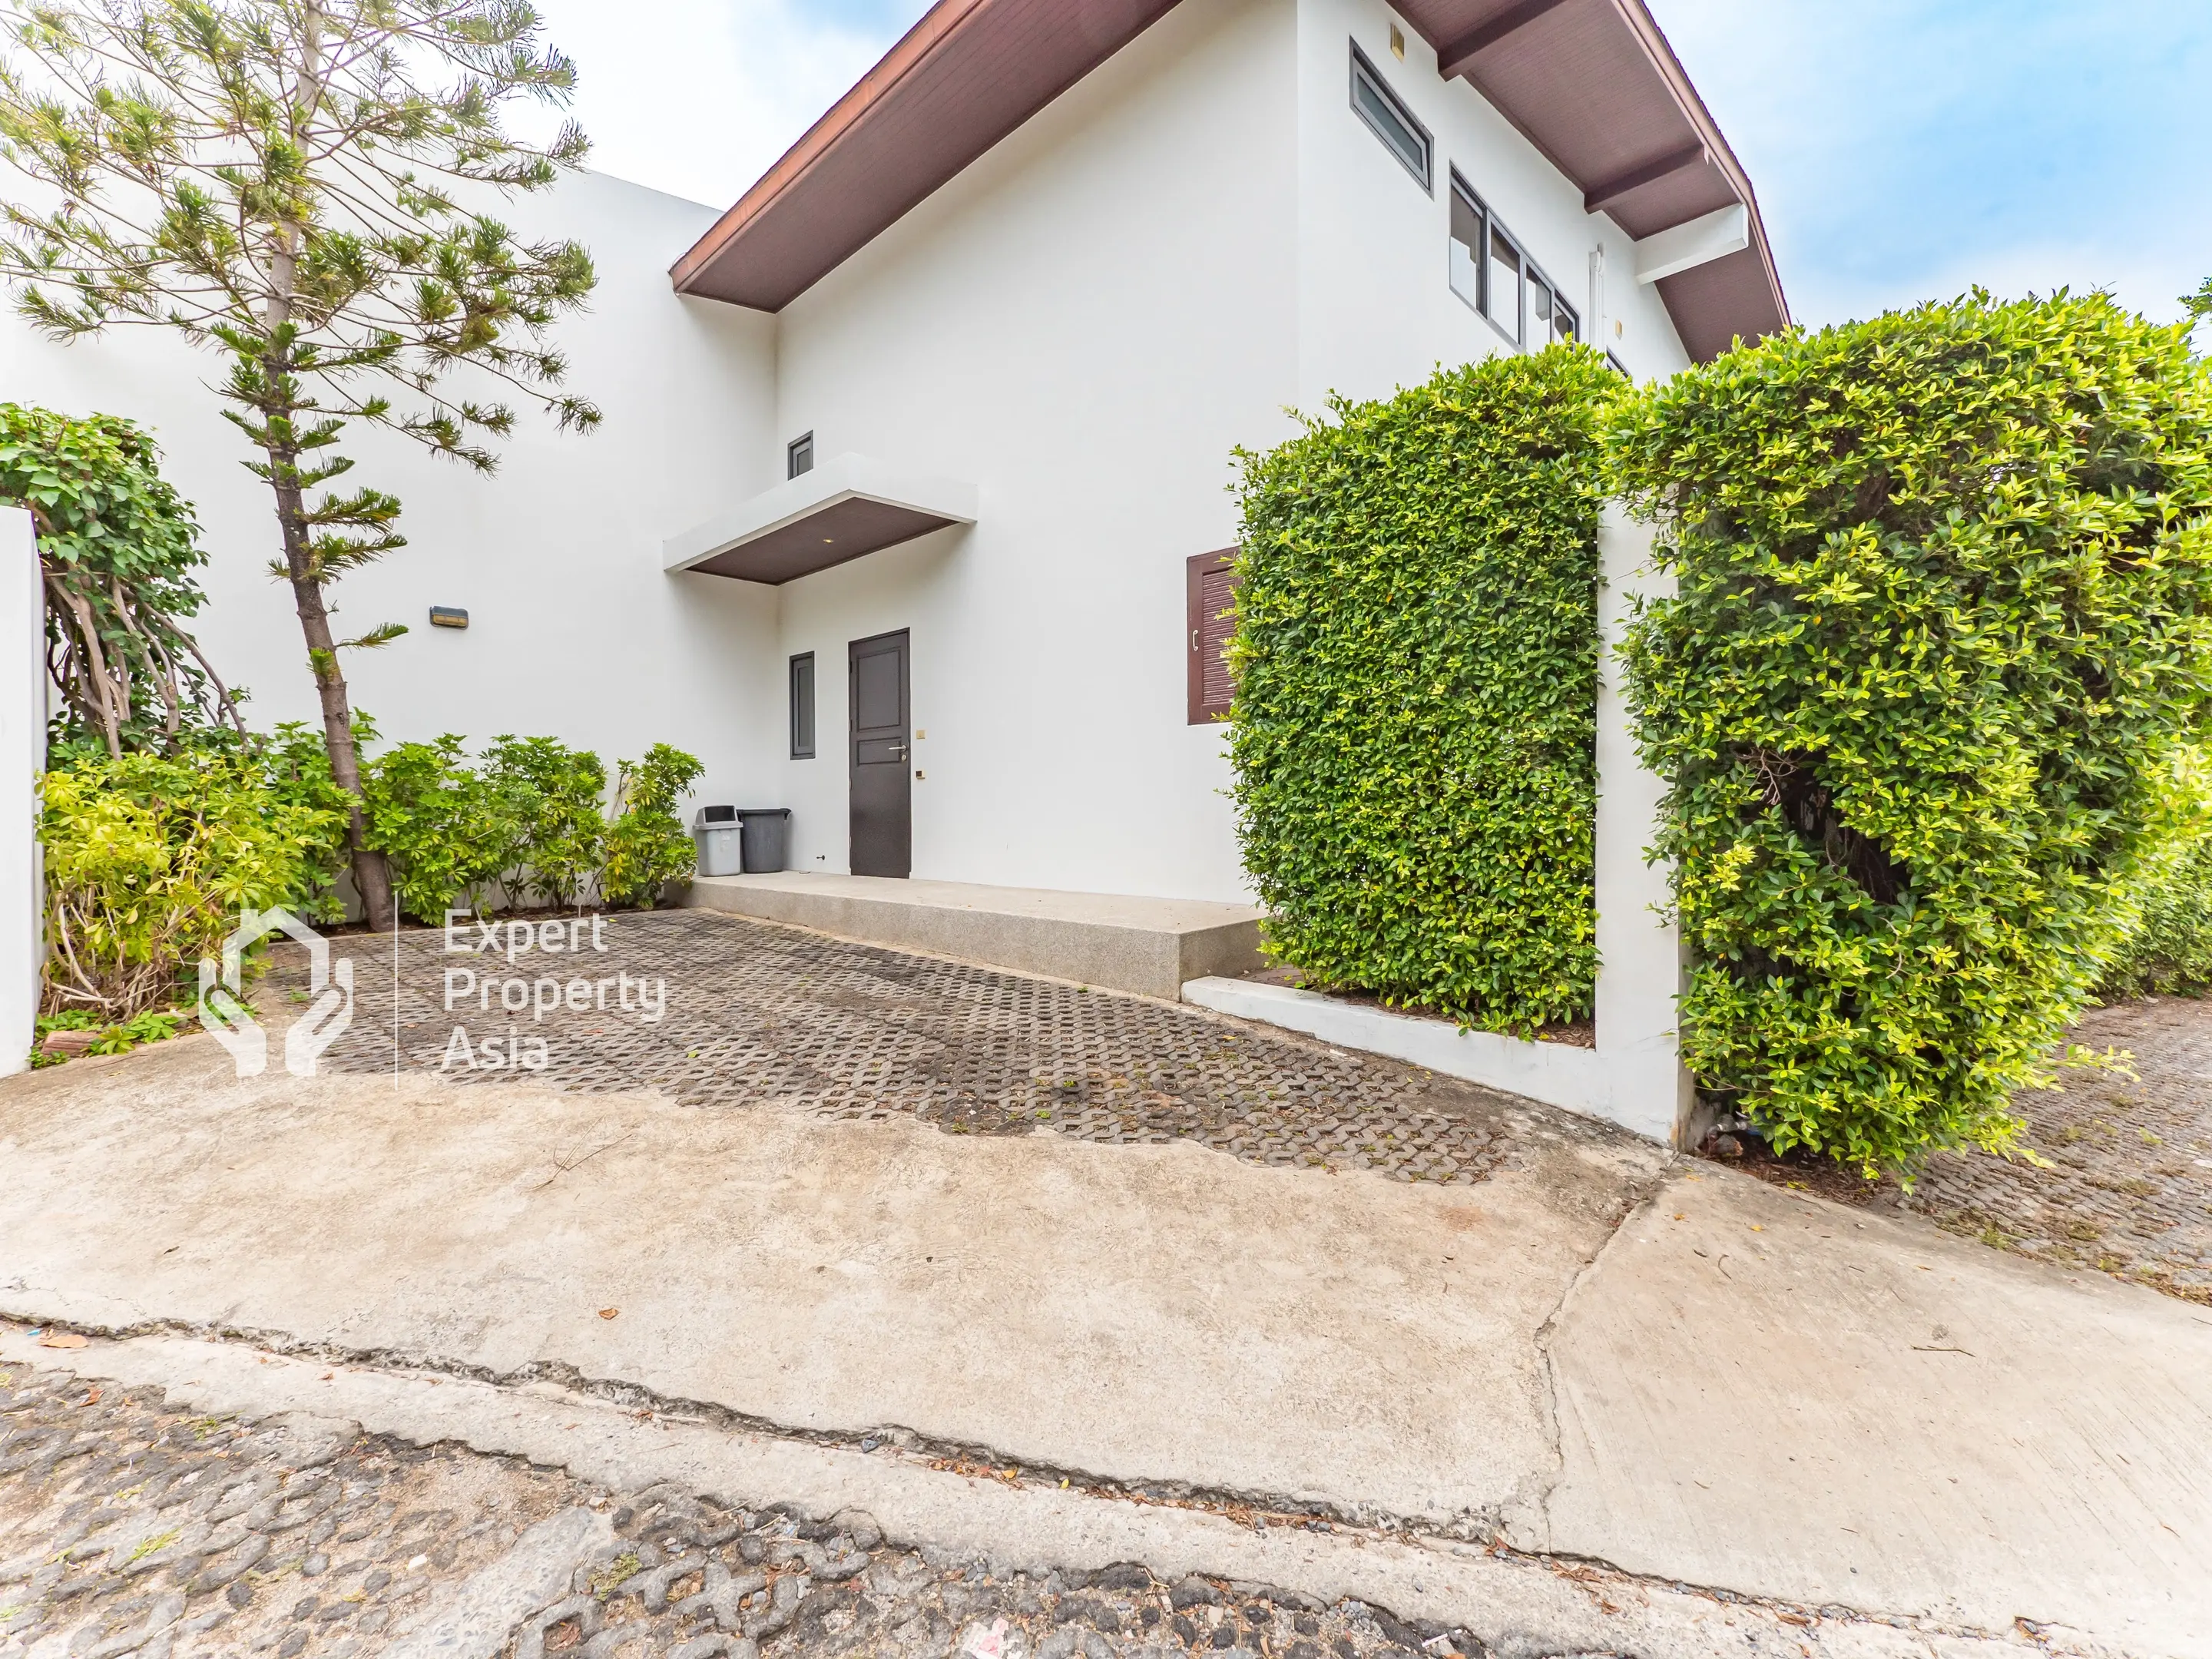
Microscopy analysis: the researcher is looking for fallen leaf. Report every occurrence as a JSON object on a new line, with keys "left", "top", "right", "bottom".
{"left": 598, "top": 1307, "right": 620, "bottom": 1320}
{"left": 38, "top": 1331, "right": 88, "bottom": 1349}
{"left": 1749, "top": 1224, "right": 1765, "bottom": 1232}
{"left": 1671, "top": 1213, "right": 1685, "bottom": 1220}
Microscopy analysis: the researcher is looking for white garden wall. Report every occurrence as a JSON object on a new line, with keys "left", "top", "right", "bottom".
{"left": 0, "top": 507, "right": 38, "bottom": 1076}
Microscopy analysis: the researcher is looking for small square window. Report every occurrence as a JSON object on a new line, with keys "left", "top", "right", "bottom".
{"left": 787, "top": 432, "right": 815, "bottom": 479}
{"left": 790, "top": 652, "right": 816, "bottom": 758}
{"left": 1349, "top": 44, "right": 1430, "bottom": 190}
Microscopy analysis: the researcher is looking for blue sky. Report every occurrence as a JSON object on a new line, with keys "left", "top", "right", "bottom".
{"left": 1651, "top": 0, "right": 2212, "bottom": 328}
{"left": 531, "top": 0, "right": 2212, "bottom": 333}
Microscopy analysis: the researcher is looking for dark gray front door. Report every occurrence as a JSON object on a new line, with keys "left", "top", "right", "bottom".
{"left": 849, "top": 630, "right": 911, "bottom": 878}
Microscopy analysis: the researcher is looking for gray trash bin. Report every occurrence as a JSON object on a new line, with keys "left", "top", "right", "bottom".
{"left": 736, "top": 808, "right": 791, "bottom": 874}
{"left": 694, "top": 806, "right": 741, "bottom": 877}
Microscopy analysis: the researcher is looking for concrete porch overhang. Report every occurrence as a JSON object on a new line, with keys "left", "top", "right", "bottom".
{"left": 684, "top": 871, "right": 1264, "bottom": 999}
{"left": 664, "top": 452, "right": 979, "bottom": 584}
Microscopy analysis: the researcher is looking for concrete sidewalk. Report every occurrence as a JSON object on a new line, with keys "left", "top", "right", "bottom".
{"left": 3, "top": 1035, "right": 2209, "bottom": 1656}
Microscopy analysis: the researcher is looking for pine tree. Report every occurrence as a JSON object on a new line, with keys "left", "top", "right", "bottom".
{"left": 0, "top": 0, "right": 600, "bottom": 922}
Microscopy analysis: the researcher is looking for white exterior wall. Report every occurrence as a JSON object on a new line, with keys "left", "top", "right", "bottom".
{"left": 1294, "top": 0, "right": 1690, "bottom": 403}
{"left": 0, "top": 171, "right": 784, "bottom": 813}
{"left": 760, "top": 0, "right": 1302, "bottom": 901}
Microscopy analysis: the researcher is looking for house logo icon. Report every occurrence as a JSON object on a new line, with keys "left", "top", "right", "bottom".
{"left": 197, "top": 907, "right": 354, "bottom": 1078}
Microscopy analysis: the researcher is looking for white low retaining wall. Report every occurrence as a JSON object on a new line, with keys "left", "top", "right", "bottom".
{"left": 1187, "top": 508, "right": 1697, "bottom": 1147}
{"left": 1181, "top": 976, "right": 1662, "bottom": 1134}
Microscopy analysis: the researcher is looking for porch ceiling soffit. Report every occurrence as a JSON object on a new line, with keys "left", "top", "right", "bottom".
{"left": 664, "top": 454, "right": 978, "bottom": 586}
{"left": 667, "top": 0, "right": 1785, "bottom": 363}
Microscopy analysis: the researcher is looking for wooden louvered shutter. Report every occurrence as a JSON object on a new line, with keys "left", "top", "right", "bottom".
{"left": 1187, "top": 549, "right": 1239, "bottom": 724}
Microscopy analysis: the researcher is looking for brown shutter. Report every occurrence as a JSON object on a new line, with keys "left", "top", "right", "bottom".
{"left": 1186, "top": 548, "right": 1239, "bottom": 725}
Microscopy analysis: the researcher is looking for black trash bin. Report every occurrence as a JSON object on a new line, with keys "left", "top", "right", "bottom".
{"left": 735, "top": 808, "right": 791, "bottom": 874}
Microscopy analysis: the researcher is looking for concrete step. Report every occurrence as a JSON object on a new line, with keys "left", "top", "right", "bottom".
{"left": 683, "top": 872, "right": 1264, "bottom": 999}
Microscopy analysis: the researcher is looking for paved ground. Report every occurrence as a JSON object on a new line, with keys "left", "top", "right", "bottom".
{"left": 7, "top": 920, "right": 2212, "bottom": 1656}
{"left": 0, "top": 1356, "right": 1470, "bottom": 1659}
{"left": 1725, "top": 995, "right": 2212, "bottom": 1303}
{"left": 272, "top": 911, "right": 1528, "bottom": 1187}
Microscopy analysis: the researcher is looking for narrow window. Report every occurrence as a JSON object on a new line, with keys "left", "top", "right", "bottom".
{"left": 1487, "top": 226, "right": 1524, "bottom": 343}
{"left": 790, "top": 652, "right": 816, "bottom": 758}
{"left": 787, "top": 432, "right": 815, "bottom": 478}
{"left": 1551, "top": 290, "right": 1581, "bottom": 344}
{"left": 1187, "top": 551, "right": 1240, "bottom": 725}
{"left": 1349, "top": 45, "right": 1430, "bottom": 190}
{"left": 1449, "top": 181, "right": 1484, "bottom": 310}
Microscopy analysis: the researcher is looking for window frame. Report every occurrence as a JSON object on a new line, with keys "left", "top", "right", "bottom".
{"left": 786, "top": 432, "right": 815, "bottom": 479}
{"left": 789, "top": 651, "right": 816, "bottom": 759}
{"left": 1349, "top": 43, "right": 1432, "bottom": 192}
{"left": 1448, "top": 173, "right": 1578, "bottom": 351}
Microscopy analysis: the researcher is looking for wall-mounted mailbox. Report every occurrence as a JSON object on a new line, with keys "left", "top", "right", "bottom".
{"left": 429, "top": 606, "right": 469, "bottom": 629}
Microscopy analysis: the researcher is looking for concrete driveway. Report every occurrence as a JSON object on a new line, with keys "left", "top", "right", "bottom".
{"left": 4, "top": 1024, "right": 2210, "bottom": 1657}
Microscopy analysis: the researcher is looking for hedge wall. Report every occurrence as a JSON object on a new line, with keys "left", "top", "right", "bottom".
{"left": 2099, "top": 746, "right": 2212, "bottom": 1000}
{"left": 1229, "top": 349, "right": 1619, "bottom": 1030}
{"left": 1612, "top": 293, "right": 2212, "bottom": 1173}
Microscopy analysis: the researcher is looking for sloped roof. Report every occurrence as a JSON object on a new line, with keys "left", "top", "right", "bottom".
{"left": 671, "top": 0, "right": 1786, "bottom": 361}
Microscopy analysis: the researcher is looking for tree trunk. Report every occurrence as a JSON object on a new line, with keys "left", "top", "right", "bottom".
{"left": 267, "top": 444, "right": 394, "bottom": 928}
{"left": 260, "top": 9, "right": 395, "bottom": 924}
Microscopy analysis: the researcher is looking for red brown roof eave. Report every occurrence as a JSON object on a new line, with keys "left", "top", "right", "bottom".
{"left": 670, "top": 0, "right": 1179, "bottom": 312}
{"left": 667, "top": 0, "right": 985, "bottom": 303}
{"left": 1604, "top": 0, "right": 1788, "bottom": 354}
{"left": 674, "top": 0, "right": 1788, "bottom": 359}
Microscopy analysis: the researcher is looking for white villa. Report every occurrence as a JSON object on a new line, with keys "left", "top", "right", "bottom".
{"left": 2, "top": 0, "right": 1783, "bottom": 895}
{"left": 2, "top": 0, "right": 1786, "bottom": 1134}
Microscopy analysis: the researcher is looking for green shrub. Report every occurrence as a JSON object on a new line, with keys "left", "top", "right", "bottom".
{"left": 41, "top": 746, "right": 352, "bottom": 1020}
{"left": 32, "top": 1007, "right": 186, "bottom": 1067}
{"left": 485, "top": 735, "right": 607, "bottom": 909}
{"left": 363, "top": 733, "right": 698, "bottom": 920}
{"left": 2, "top": 402, "right": 243, "bottom": 752}
{"left": 1228, "top": 349, "right": 1620, "bottom": 1030}
{"left": 361, "top": 735, "right": 525, "bottom": 925}
{"left": 601, "top": 743, "right": 704, "bottom": 910}
{"left": 2100, "top": 747, "right": 2212, "bottom": 998}
{"left": 1612, "top": 292, "right": 2212, "bottom": 1173}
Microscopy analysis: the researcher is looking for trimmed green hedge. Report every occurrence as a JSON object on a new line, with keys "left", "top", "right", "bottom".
{"left": 2101, "top": 747, "right": 2212, "bottom": 999}
{"left": 1613, "top": 293, "right": 2212, "bottom": 1172}
{"left": 1228, "top": 349, "right": 1620, "bottom": 1030}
